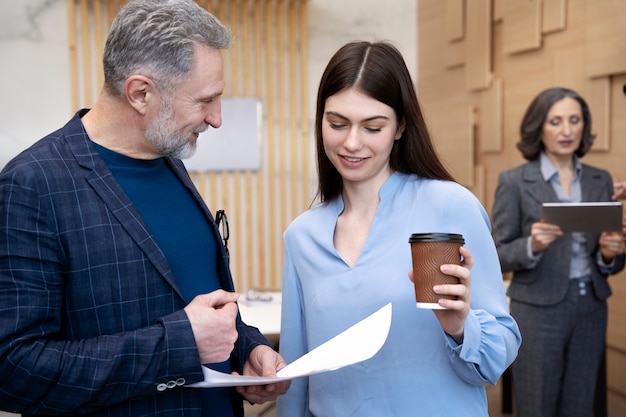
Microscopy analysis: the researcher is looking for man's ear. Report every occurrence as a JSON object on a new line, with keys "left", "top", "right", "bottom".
{"left": 125, "top": 75, "right": 154, "bottom": 115}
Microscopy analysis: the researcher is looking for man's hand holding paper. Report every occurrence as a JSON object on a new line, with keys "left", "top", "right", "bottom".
{"left": 188, "top": 303, "right": 392, "bottom": 388}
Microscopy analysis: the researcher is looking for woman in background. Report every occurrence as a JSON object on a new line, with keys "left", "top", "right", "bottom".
{"left": 276, "top": 41, "right": 520, "bottom": 417}
{"left": 491, "top": 87, "right": 625, "bottom": 417}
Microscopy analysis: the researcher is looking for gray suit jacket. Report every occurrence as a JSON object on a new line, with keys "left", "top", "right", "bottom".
{"left": 492, "top": 158, "right": 625, "bottom": 306}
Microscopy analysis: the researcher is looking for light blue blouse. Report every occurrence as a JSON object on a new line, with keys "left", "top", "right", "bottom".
{"left": 276, "top": 172, "right": 521, "bottom": 417}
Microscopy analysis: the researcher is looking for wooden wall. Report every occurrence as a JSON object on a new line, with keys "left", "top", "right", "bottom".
{"left": 418, "top": 0, "right": 626, "bottom": 413}
{"left": 67, "top": 0, "right": 311, "bottom": 293}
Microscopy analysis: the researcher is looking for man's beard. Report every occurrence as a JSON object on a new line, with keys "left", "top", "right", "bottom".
{"left": 145, "top": 99, "right": 208, "bottom": 159}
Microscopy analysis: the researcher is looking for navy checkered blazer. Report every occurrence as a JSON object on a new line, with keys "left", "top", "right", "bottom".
{"left": 0, "top": 110, "right": 269, "bottom": 416}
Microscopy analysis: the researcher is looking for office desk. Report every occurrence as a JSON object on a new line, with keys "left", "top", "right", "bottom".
{"left": 238, "top": 290, "right": 281, "bottom": 348}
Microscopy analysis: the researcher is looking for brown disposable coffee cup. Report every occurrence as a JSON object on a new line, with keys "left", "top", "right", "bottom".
{"left": 409, "top": 233, "right": 465, "bottom": 309}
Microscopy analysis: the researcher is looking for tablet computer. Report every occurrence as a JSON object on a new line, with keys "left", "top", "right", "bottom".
{"left": 541, "top": 202, "right": 623, "bottom": 233}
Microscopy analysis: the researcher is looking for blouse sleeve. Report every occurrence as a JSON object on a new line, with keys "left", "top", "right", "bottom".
{"left": 444, "top": 187, "right": 521, "bottom": 385}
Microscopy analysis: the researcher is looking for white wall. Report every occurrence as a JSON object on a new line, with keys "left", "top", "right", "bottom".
{"left": 0, "top": 0, "right": 71, "bottom": 168}
{"left": 0, "top": 0, "right": 416, "bottom": 169}
{"left": 307, "top": 0, "right": 417, "bottom": 103}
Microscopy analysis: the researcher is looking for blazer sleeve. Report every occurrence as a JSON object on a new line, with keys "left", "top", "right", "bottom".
{"left": 589, "top": 169, "right": 626, "bottom": 277}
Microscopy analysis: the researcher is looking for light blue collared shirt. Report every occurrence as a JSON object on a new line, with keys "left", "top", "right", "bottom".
{"left": 542, "top": 152, "right": 591, "bottom": 280}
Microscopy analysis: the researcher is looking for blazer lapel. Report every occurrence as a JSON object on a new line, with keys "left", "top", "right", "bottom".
{"left": 522, "top": 159, "right": 559, "bottom": 205}
{"left": 580, "top": 164, "right": 610, "bottom": 250}
{"left": 581, "top": 164, "right": 607, "bottom": 202}
{"left": 64, "top": 115, "right": 185, "bottom": 299}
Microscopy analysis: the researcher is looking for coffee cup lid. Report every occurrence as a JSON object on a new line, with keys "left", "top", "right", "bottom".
{"left": 408, "top": 233, "right": 465, "bottom": 244}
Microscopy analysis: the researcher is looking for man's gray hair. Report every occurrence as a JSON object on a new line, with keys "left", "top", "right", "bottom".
{"left": 102, "top": 0, "right": 232, "bottom": 97}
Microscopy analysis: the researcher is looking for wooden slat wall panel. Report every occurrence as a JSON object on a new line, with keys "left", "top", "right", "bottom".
{"left": 585, "top": 77, "right": 611, "bottom": 152}
{"left": 444, "top": 0, "right": 464, "bottom": 42}
{"left": 608, "top": 276, "right": 626, "bottom": 351}
{"left": 493, "top": 0, "right": 503, "bottom": 21}
{"left": 445, "top": 38, "right": 465, "bottom": 69}
{"left": 479, "top": 77, "right": 503, "bottom": 153}
{"left": 67, "top": 0, "right": 310, "bottom": 292}
{"left": 431, "top": 103, "right": 474, "bottom": 187}
{"left": 542, "top": 0, "right": 566, "bottom": 34}
{"left": 502, "top": 0, "right": 541, "bottom": 54}
{"left": 553, "top": 46, "right": 586, "bottom": 88}
{"left": 198, "top": 0, "right": 310, "bottom": 292}
{"left": 473, "top": 165, "right": 486, "bottom": 205}
{"left": 585, "top": 0, "right": 626, "bottom": 78}
{"left": 465, "top": 0, "right": 491, "bottom": 91}
{"left": 67, "top": 2, "right": 78, "bottom": 108}
{"left": 263, "top": 0, "right": 279, "bottom": 287}
{"left": 418, "top": 0, "right": 474, "bottom": 189}
{"left": 607, "top": 349, "right": 626, "bottom": 400}
{"left": 418, "top": 0, "right": 447, "bottom": 79}
{"left": 68, "top": 0, "right": 127, "bottom": 109}
{"left": 609, "top": 74, "right": 626, "bottom": 181}
{"left": 79, "top": 1, "right": 91, "bottom": 104}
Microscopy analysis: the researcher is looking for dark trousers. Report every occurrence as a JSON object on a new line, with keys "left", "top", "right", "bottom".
{"left": 594, "top": 350, "right": 607, "bottom": 417}
{"left": 510, "top": 280, "right": 607, "bottom": 417}
{"left": 502, "top": 349, "right": 607, "bottom": 416}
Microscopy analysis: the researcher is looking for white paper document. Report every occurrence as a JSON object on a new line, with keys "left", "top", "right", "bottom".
{"left": 188, "top": 302, "right": 392, "bottom": 388}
